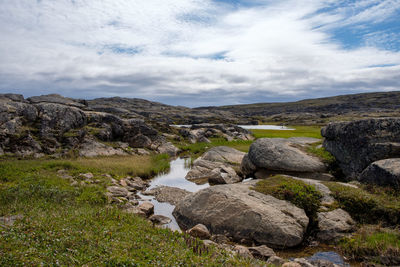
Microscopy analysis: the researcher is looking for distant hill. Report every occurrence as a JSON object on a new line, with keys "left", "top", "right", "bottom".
{"left": 195, "top": 91, "right": 400, "bottom": 124}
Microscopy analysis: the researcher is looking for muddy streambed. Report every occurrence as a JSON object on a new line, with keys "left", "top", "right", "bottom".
{"left": 139, "top": 157, "right": 352, "bottom": 266}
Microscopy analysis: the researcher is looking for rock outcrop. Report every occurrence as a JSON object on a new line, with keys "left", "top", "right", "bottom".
{"left": 0, "top": 94, "right": 171, "bottom": 157}
{"left": 359, "top": 158, "right": 400, "bottom": 188}
{"left": 201, "top": 146, "right": 246, "bottom": 164}
{"left": 322, "top": 118, "right": 400, "bottom": 179}
{"left": 241, "top": 138, "right": 327, "bottom": 178}
{"left": 173, "top": 182, "right": 309, "bottom": 248}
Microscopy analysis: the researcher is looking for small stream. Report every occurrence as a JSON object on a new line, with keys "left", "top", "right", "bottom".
{"left": 140, "top": 157, "right": 351, "bottom": 266}
{"left": 138, "top": 157, "right": 209, "bottom": 231}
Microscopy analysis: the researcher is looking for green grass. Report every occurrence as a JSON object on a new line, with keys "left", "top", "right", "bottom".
{"left": 325, "top": 182, "right": 400, "bottom": 225}
{"left": 0, "top": 157, "right": 260, "bottom": 266}
{"left": 306, "top": 141, "right": 335, "bottom": 164}
{"left": 339, "top": 225, "right": 400, "bottom": 265}
{"left": 252, "top": 175, "right": 322, "bottom": 225}
{"left": 251, "top": 125, "right": 322, "bottom": 139}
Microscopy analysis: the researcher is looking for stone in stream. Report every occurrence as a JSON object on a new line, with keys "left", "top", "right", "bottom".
{"left": 267, "top": 256, "right": 287, "bottom": 266}
{"left": 173, "top": 182, "right": 309, "bottom": 248}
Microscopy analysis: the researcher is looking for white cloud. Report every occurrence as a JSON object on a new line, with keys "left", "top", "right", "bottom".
{"left": 0, "top": 0, "right": 399, "bottom": 106}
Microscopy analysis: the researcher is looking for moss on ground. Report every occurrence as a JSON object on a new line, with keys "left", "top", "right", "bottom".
{"left": 325, "top": 182, "right": 400, "bottom": 226}
{"left": 0, "top": 157, "right": 261, "bottom": 266}
{"left": 252, "top": 175, "right": 322, "bottom": 225}
{"left": 339, "top": 225, "right": 400, "bottom": 265}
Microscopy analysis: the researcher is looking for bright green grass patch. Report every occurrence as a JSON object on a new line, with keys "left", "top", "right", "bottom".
{"left": 324, "top": 182, "right": 400, "bottom": 225}
{"left": 252, "top": 175, "right": 322, "bottom": 224}
{"left": 339, "top": 225, "right": 400, "bottom": 265}
{"left": 0, "top": 158, "right": 260, "bottom": 266}
{"left": 251, "top": 125, "right": 322, "bottom": 139}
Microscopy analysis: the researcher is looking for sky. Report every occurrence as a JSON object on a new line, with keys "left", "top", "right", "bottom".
{"left": 0, "top": 0, "right": 400, "bottom": 107}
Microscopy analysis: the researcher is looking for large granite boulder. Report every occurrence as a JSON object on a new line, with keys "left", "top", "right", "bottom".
{"left": 242, "top": 138, "right": 326, "bottom": 177}
{"left": 322, "top": 118, "right": 400, "bottom": 179}
{"left": 359, "top": 158, "right": 400, "bottom": 188}
{"left": 28, "top": 94, "right": 86, "bottom": 108}
{"left": 173, "top": 182, "right": 309, "bottom": 248}
{"left": 201, "top": 146, "right": 245, "bottom": 165}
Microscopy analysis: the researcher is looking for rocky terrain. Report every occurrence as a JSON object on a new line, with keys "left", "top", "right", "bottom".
{"left": 2, "top": 92, "right": 400, "bottom": 266}
{"left": 0, "top": 94, "right": 252, "bottom": 158}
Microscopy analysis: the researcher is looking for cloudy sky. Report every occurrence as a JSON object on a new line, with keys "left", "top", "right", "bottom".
{"left": 0, "top": 0, "right": 400, "bottom": 107}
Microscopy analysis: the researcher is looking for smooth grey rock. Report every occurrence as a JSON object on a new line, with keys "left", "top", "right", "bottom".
{"left": 282, "top": 262, "right": 302, "bottom": 267}
{"left": 359, "top": 158, "right": 400, "bottom": 188}
{"left": 152, "top": 186, "right": 191, "bottom": 206}
{"left": 317, "top": 209, "right": 355, "bottom": 242}
{"left": 201, "top": 146, "right": 245, "bottom": 165}
{"left": 322, "top": 118, "right": 400, "bottom": 179}
{"left": 246, "top": 138, "right": 326, "bottom": 174}
{"left": 173, "top": 183, "right": 309, "bottom": 248}
{"left": 248, "top": 245, "right": 276, "bottom": 260}
{"left": 187, "top": 224, "right": 211, "bottom": 239}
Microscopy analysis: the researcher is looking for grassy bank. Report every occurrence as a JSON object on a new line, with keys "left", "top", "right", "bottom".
{"left": 0, "top": 156, "right": 259, "bottom": 266}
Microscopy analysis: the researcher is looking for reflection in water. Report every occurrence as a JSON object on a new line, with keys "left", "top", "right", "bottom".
{"left": 148, "top": 158, "right": 209, "bottom": 192}
{"left": 139, "top": 157, "right": 209, "bottom": 231}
